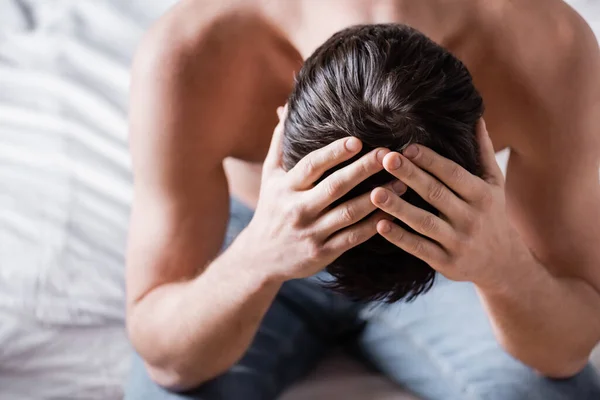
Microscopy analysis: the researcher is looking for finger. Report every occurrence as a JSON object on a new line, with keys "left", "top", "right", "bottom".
{"left": 371, "top": 187, "right": 456, "bottom": 247}
{"left": 314, "top": 192, "right": 376, "bottom": 238}
{"left": 376, "top": 219, "right": 449, "bottom": 268}
{"left": 401, "top": 144, "right": 485, "bottom": 202}
{"left": 476, "top": 119, "right": 504, "bottom": 186}
{"left": 263, "top": 105, "right": 288, "bottom": 171}
{"left": 381, "top": 152, "right": 468, "bottom": 219}
{"left": 306, "top": 148, "right": 388, "bottom": 213}
{"left": 315, "top": 181, "right": 406, "bottom": 238}
{"left": 287, "top": 137, "right": 364, "bottom": 190}
{"left": 323, "top": 211, "right": 384, "bottom": 255}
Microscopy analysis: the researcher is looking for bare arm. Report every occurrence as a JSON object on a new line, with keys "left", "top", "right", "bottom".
{"left": 126, "top": 4, "right": 389, "bottom": 390}
{"left": 475, "top": 4, "right": 600, "bottom": 377}
{"left": 370, "top": 2, "right": 600, "bottom": 377}
{"left": 126, "top": 6, "right": 290, "bottom": 388}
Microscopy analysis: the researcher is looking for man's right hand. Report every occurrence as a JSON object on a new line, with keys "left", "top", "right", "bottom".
{"left": 237, "top": 106, "right": 401, "bottom": 282}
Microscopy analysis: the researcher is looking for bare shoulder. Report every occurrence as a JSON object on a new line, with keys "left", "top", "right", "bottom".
{"left": 136, "top": 0, "right": 265, "bottom": 62}
{"left": 505, "top": 0, "right": 599, "bottom": 116}
{"left": 472, "top": 0, "right": 599, "bottom": 157}
{"left": 130, "top": 0, "right": 300, "bottom": 163}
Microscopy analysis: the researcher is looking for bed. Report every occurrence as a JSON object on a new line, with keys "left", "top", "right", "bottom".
{"left": 0, "top": 1, "right": 598, "bottom": 398}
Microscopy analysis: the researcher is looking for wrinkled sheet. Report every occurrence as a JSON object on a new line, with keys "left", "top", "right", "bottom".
{"left": 0, "top": 1, "right": 175, "bottom": 398}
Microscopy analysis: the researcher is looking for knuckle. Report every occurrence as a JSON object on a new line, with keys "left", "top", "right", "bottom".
{"left": 351, "top": 156, "right": 375, "bottom": 181}
{"left": 450, "top": 165, "right": 465, "bottom": 183}
{"left": 393, "top": 228, "right": 405, "bottom": 242}
{"left": 346, "top": 230, "right": 363, "bottom": 247}
{"left": 403, "top": 163, "right": 416, "bottom": 180}
{"left": 465, "top": 213, "right": 482, "bottom": 235}
{"left": 419, "top": 214, "right": 437, "bottom": 234}
{"left": 478, "top": 189, "right": 494, "bottom": 210}
{"left": 452, "top": 233, "right": 468, "bottom": 253}
{"left": 305, "top": 237, "right": 323, "bottom": 259}
{"left": 420, "top": 152, "right": 433, "bottom": 168}
{"left": 303, "top": 158, "right": 317, "bottom": 178}
{"left": 333, "top": 141, "right": 347, "bottom": 158}
{"left": 327, "top": 142, "right": 347, "bottom": 162}
{"left": 286, "top": 204, "right": 305, "bottom": 224}
{"left": 360, "top": 157, "right": 375, "bottom": 175}
{"left": 427, "top": 182, "right": 446, "bottom": 202}
{"left": 411, "top": 239, "right": 426, "bottom": 256}
{"left": 462, "top": 211, "right": 476, "bottom": 232}
{"left": 339, "top": 206, "right": 355, "bottom": 224}
{"left": 325, "top": 179, "right": 343, "bottom": 198}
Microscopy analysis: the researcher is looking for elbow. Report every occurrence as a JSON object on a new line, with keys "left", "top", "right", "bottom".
{"left": 142, "top": 351, "right": 238, "bottom": 392}
{"left": 131, "top": 339, "right": 223, "bottom": 392}
{"left": 144, "top": 363, "right": 192, "bottom": 391}
{"left": 144, "top": 361, "right": 215, "bottom": 392}
{"left": 499, "top": 338, "right": 590, "bottom": 379}
{"left": 533, "top": 358, "right": 589, "bottom": 380}
{"left": 127, "top": 320, "right": 232, "bottom": 391}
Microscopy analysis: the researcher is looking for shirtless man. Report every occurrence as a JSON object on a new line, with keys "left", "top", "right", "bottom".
{"left": 124, "top": 1, "right": 600, "bottom": 399}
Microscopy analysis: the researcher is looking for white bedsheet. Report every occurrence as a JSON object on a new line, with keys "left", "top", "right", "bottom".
{"left": 0, "top": 1, "right": 175, "bottom": 398}
{"left": 0, "top": 1, "right": 598, "bottom": 399}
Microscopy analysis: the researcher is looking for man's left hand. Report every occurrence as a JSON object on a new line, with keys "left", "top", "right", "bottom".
{"left": 371, "top": 120, "right": 530, "bottom": 289}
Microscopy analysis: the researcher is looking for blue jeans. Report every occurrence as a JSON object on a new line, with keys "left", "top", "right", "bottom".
{"left": 125, "top": 198, "right": 600, "bottom": 400}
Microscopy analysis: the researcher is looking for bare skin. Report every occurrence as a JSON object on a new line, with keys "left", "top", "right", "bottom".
{"left": 126, "top": 0, "right": 600, "bottom": 390}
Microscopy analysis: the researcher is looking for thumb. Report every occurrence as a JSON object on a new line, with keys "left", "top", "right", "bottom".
{"left": 477, "top": 119, "right": 504, "bottom": 186}
{"left": 263, "top": 105, "right": 288, "bottom": 171}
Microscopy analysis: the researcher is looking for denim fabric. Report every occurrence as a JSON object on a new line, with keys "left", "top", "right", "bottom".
{"left": 125, "top": 198, "right": 600, "bottom": 400}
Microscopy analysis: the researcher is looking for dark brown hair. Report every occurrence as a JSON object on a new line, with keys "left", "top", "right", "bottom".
{"left": 283, "top": 24, "right": 484, "bottom": 302}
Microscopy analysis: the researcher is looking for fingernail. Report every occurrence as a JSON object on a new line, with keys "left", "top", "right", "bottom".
{"left": 373, "top": 189, "right": 388, "bottom": 203}
{"left": 388, "top": 154, "right": 402, "bottom": 170}
{"left": 392, "top": 180, "right": 407, "bottom": 194}
{"left": 379, "top": 220, "right": 392, "bottom": 233}
{"left": 345, "top": 137, "right": 361, "bottom": 152}
{"left": 376, "top": 149, "right": 388, "bottom": 163}
{"left": 403, "top": 145, "right": 418, "bottom": 159}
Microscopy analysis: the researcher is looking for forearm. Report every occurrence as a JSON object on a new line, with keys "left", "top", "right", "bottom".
{"left": 127, "top": 231, "right": 282, "bottom": 390}
{"left": 476, "top": 250, "right": 600, "bottom": 377}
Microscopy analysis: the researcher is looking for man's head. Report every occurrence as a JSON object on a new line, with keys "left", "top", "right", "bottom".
{"left": 282, "top": 24, "right": 484, "bottom": 302}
